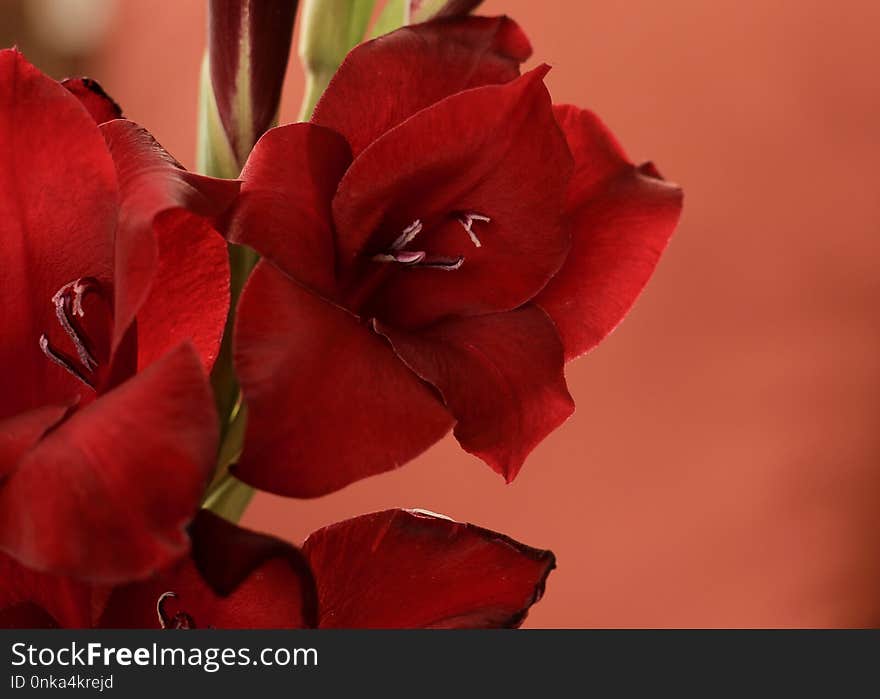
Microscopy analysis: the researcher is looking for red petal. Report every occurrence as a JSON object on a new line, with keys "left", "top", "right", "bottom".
{"left": 313, "top": 16, "right": 530, "bottom": 158}
{"left": 334, "top": 67, "right": 572, "bottom": 328}
{"left": 228, "top": 123, "right": 352, "bottom": 297}
{"left": 303, "top": 509, "right": 555, "bottom": 628}
{"left": 61, "top": 77, "right": 122, "bottom": 124}
{"left": 207, "top": 0, "right": 296, "bottom": 164}
{"left": 0, "top": 405, "right": 72, "bottom": 479}
{"left": 377, "top": 306, "right": 573, "bottom": 482}
{"left": 0, "top": 550, "right": 95, "bottom": 628}
{"left": 0, "top": 344, "right": 217, "bottom": 582}
{"left": 100, "top": 119, "right": 238, "bottom": 369}
{"left": 100, "top": 511, "right": 315, "bottom": 629}
{"left": 233, "top": 262, "right": 453, "bottom": 497}
{"left": 0, "top": 49, "right": 118, "bottom": 416}
{"left": 536, "top": 106, "right": 683, "bottom": 360}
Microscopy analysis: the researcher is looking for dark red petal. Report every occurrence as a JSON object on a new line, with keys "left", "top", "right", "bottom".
{"left": 377, "top": 306, "right": 574, "bottom": 482}
{"left": 0, "top": 49, "right": 118, "bottom": 416}
{"left": 536, "top": 106, "right": 683, "bottom": 360}
{"left": 0, "top": 405, "right": 72, "bottom": 479}
{"left": 228, "top": 123, "right": 351, "bottom": 297}
{"left": 233, "top": 262, "right": 453, "bottom": 497}
{"left": 0, "top": 344, "right": 218, "bottom": 582}
{"left": 134, "top": 209, "right": 230, "bottom": 372}
{"left": 0, "top": 550, "right": 94, "bottom": 628}
{"left": 208, "top": 0, "right": 297, "bottom": 164}
{"left": 61, "top": 77, "right": 122, "bottom": 124}
{"left": 313, "top": 16, "right": 530, "bottom": 158}
{"left": 100, "top": 511, "right": 315, "bottom": 629}
{"left": 303, "top": 509, "right": 555, "bottom": 628}
{"left": 100, "top": 119, "right": 238, "bottom": 369}
{"left": 334, "top": 67, "right": 572, "bottom": 327}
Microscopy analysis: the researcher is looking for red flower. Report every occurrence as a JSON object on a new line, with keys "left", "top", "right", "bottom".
{"left": 0, "top": 50, "right": 239, "bottom": 582}
{"left": 225, "top": 17, "right": 682, "bottom": 498}
{"left": 1, "top": 509, "right": 554, "bottom": 629}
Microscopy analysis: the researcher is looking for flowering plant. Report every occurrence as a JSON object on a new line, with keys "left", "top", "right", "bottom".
{"left": 0, "top": 0, "right": 681, "bottom": 628}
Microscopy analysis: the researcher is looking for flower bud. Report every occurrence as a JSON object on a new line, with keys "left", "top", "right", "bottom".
{"left": 198, "top": 0, "right": 298, "bottom": 177}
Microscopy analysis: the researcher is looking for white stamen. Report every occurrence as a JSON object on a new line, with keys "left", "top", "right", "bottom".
{"left": 391, "top": 219, "right": 423, "bottom": 250}
{"left": 457, "top": 212, "right": 490, "bottom": 248}
{"left": 372, "top": 250, "right": 426, "bottom": 265}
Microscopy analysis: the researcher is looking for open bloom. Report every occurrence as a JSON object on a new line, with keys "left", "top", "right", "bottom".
{"left": 1, "top": 508, "right": 554, "bottom": 629}
{"left": 0, "top": 50, "right": 238, "bottom": 582}
{"left": 227, "top": 16, "right": 683, "bottom": 498}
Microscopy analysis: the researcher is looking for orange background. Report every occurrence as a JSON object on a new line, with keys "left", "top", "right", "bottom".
{"left": 10, "top": 0, "right": 880, "bottom": 627}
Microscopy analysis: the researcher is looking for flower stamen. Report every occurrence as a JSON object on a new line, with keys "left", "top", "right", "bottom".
{"left": 38, "top": 278, "right": 107, "bottom": 391}
{"left": 457, "top": 212, "right": 490, "bottom": 248}
{"left": 156, "top": 591, "right": 196, "bottom": 630}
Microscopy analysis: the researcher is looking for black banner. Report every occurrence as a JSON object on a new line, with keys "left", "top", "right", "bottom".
{"left": 2, "top": 630, "right": 876, "bottom": 695}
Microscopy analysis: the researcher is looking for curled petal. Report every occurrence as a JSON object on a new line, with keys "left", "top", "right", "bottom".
{"left": 536, "top": 105, "right": 683, "bottom": 360}
{"left": 313, "top": 15, "right": 531, "bottom": 157}
{"left": 303, "top": 509, "right": 555, "bottom": 628}
{"left": 377, "top": 306, "right": 574, "bottom": 482}
{"left": 100, "top": 119, "right": 238, "bottom": 369}
{"left": 228, "top": 123, "right": 352, "bottom": 297}
{"left": 0, "top": 405, "right": 72, "bottom": 479}
{"left": 0, "top": 344, "right": 218, "bottom": 582}
{"left": 61, "top": 77, "right": 122, "bottom": 124}
{"left": 233, "top": 262, "right": 453, "bottom": 497}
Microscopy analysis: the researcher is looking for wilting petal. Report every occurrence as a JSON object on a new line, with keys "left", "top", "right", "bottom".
{"left": 536, "top": 105, "right": 683, "bottom": 360}
{"left": 207, "top": 0, "right": 297, "bottom": 166}
{"left": 313, "top": 16, "right": 530, "bottom": 157}
{"left": 303, "top": 509, "right": 555, "bottom": 628}
{"left": 0, "top": 405, "right": 72, "bottom": 479}
{"left": 100, "top": 119, "right": 238, "bottom": 368}
{"left": 0, "top": 344, "right": 217, "bottom": 582}
{"left": 0, "top": 49, "right": 118, "bottom": 416}
{"left": 228, "top": 123, "right": 351, "bottom": 297}
{"left": 233, "top": 262, "right": 453, "bottom": 497}
{"left": 100, "top": 510, "right": 315, "bottom": 629}
{"left": 61, "top": 77, "right": 122, "bottom": 124}
{"left": 334, "top": 68, "right": 572, "bottom": 328}
{"left": 0, "top": 551, "right": 95, "bottom": 628}
{"left": 378, "top": 306, "right": 573, "bottom": 482}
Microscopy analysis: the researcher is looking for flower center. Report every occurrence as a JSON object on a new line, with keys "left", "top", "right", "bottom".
{"left": 156, "top": 592, "right": 197, "bottom": 630}
{"left": 370, "top": 211, "right": 490, "bottom": 271}
{"left": 38, "top": 278, "right": 109, "bottom": 391}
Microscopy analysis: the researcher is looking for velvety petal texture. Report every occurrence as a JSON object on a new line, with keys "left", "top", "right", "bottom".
{"left": 226, "top": 122, "right": 352, "bottom": 297}
{"left": 303, "top": 509, "right": 555, "bottom": 628}
{"left": 0, "top": 49, "right": 118, "bottom": 415}
{"left": 313, "top": 15, "right": 530, "bottom": 157}
{"left": 378, "top": 306, "right": 574, "bottom": 481}
{"left": 234, "top": 263, "right": 453, "bottom": 497}
{"left": 0, "top": 344, "right": 218, "bottom": 582}
{"left": 536, "top": 105, "right": 684, "bottom": 360}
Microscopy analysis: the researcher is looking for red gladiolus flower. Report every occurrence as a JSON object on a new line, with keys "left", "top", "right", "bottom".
{"left": 0, "top": 50, "right": 239, "bottom": 582}
{"left": 0, "top": 509, "right": 553, "bottom": 629}
{"left": 225, "top": 16, "right": 683, "bottom": 498}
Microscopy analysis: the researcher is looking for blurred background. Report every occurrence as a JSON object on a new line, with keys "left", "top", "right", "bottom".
{"left": 6, "top": 0, "right": 880, "bottom": 627}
